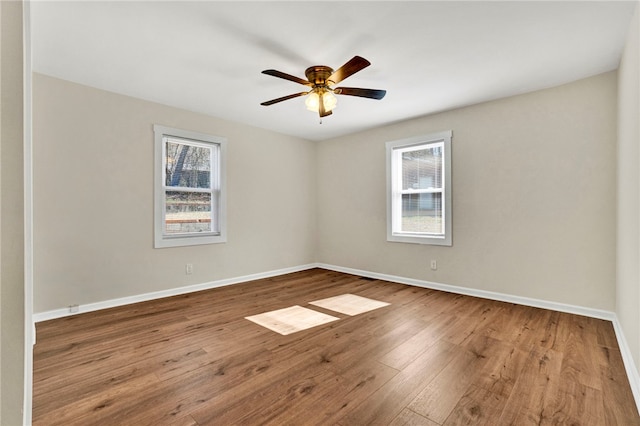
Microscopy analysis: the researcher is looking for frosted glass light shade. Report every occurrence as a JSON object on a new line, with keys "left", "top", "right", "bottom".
{"left": 305, "top": 91, "right": 337, "bottom": 112}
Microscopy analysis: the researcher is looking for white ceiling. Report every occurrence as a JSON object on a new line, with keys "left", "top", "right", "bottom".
{"left": 32, "top": 1, "right": 637, "bottom": 142}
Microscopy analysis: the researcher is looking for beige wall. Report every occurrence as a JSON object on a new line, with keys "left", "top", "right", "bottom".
{"left": 35, "top": 71, "right": 619, "bottom": 315}
{"left": 317, "top": 72, "right": 618, "bottom": 311}
{"left": 33, "top": 73, "right": 317, "bottom": 313}
{"left": 617, "top": 4, "right": 640, "bottom": 372}
{"left": 1, "top": 1, "right": 25, "bottom": 424}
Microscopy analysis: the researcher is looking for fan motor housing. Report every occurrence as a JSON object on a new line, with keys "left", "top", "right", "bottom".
{"left": 305, "top": 66, "right": 334, "bottom": 86}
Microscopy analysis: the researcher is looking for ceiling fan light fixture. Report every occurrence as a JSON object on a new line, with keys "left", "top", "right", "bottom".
{"left": 305, "top": 90, "right": 337, "bottom": 113}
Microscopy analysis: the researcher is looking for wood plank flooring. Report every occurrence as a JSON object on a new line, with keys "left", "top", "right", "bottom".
{"left": 33, "top": 268, "right": 640, "bottom": 425}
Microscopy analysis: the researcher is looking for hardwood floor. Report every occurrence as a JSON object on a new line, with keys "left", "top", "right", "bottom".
{"left": 33, "top": 268, "right": 640, "bottom": 425}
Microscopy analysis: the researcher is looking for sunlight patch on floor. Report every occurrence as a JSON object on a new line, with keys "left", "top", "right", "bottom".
{"left": 245, "top": 305, "right": 340, "bottom": 335}
{"left": 310, "top": 293, "right": 390, "bottom": 316}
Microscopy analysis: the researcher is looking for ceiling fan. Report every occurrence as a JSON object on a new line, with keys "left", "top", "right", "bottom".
{"left": 260, "top": 56, "right": 386, "bottom": 118}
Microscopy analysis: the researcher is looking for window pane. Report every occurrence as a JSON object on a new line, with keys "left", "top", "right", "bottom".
{"left": 401, "top": 193, "right": 443, "bottom": 234}
{"left": 165, "top": 191, "right": 214, "bottom": 234}
{"left": 402, "top": 146, "right": 442, "bottom": 190}
{"left": 165, "top": 141, "right": 211, "bottom": 189}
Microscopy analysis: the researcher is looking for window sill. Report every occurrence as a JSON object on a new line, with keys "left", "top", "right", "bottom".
{"left": 387, "top": 233, "right": 452, "bottom": 246}
{"left": 154, "top": 233, "right": 227, "bottom": 248}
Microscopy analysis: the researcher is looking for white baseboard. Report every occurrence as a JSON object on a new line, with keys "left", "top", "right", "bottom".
{"left": 316, "top": 263, "right": 616, "bottom": 320}
{"left": 33, "top": 261, "right": 640, "bottom": 412}
{"left": 33, "top": 263, "right": 318, "bottom": 323}
{"left": 317, "top": 262, "right": 640, "bottom": 412}
{"left": 611, "top": 315, "right": 640, "bottom": 410}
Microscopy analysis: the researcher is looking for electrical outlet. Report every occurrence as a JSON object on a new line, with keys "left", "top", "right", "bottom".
{"left": 186, "top": 263, "right": 194, "bottom": 275}
{"left": 68, "top": 304, "right": 79, "bottom": 314}
{"left": 430, "top": 259, "right": 437, "bottom": 270}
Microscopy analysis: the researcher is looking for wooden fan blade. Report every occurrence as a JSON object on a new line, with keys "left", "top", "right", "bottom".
{"left": 260, "top": 92, "right": 309, "bottom": 106}
{"left": 327, "top": 56, "right": 371, "bottom": 85}
{"left": 262, "top": 69, "right": 312, "bottom": 86}
{"left": 320, "top": 108, "right": 332, "bottom": 118}
{"left": 317, "top": 92, "right": 334, "bottom": 118}
{"left": 334, "top": 87, "right": 386, "bottom": 100}
{"left": 318, "top": 92, "right": 328, "bottom": 117}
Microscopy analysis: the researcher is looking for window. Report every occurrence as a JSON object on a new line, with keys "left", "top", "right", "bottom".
{"left": 386, "top": 131, "right": 452, "bottom": 246}
{"left": 154, "top": 125, "right": 227, "bottom": 248}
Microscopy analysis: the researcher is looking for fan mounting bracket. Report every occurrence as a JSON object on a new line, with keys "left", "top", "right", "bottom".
{"left": 305, "top": 66, "right": 334, "bottom": 86}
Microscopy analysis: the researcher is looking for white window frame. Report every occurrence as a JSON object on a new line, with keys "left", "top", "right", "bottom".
{"left": 386, "top": 130, "right": 452, "bottom": 246}
{"left": 154, "top": 125, "right": 227, "bottom": 248}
